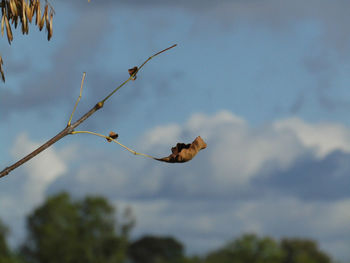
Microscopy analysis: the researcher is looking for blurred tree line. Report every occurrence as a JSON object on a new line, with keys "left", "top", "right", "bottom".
{"left": 0, "top": 193, "right": 335, "bottom": 263}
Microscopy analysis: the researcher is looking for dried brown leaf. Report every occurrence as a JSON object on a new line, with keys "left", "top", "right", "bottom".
{"left": 45, "top": 4, "right": 49, "bottom": 28}
{"left": 38, "top": 4, "right": 46, "bottom": 30}
{"left": 156, "top": 136, "right": 207, "bottom": 163}
{"left": 43, "top": 3, "right": 48, "bottom": 17}
{"left": 21, "top": 0, "right": 28, "bottom": 34}
{"left": 13, "top": 14, "right": 18, "bottom": 28}
{"left": 1, "top": 14, "right": 4, "bottom": 36}
{"left": 38, "top": 13, "right": 44, "bottom": 29}
{"left": 9, "top": 0, "right": 18, "bottom": 16}
{"left": 30, "top": 0, "right": 36, "bottom": 20}
{"left": 21, "top": 0, "right": 27, "bottom": 32}
{"left": 0, "top": 55, "right": 5, "bottom": 82}
{"left": 106, "top": 131, "right": 118, "bottom": 142}
{"left": 4, "top": 15, "right": 13, "bottom": 44}
{"left": 47, "top": 11, "right": 52, "bottom": 40}
{"left": 35, "top": 0, "right": 40, "bottom": 25}
{"left": 26, "top": 1, "right": 33, "bottom": 22}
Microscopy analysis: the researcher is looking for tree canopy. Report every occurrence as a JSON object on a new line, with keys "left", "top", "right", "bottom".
{"left": 128, "top": 235, "right": 184, "bottom": 263}
{"left": 0, "top": 219, "right": 11, "bottom": 263}
{"left": 204, "top": 234, "right": 332, "bottom": 263}
{"left": 205, "top": 234, "right": 284, "bottom": 263}
{"left": 0, "top": 194, "right": 336, "bottom": 263}
{"left": 21, "top": 192, "right": 134, "bottom": 263}
{"left": 281, "top": 238, "right": 331, "bottom": 263}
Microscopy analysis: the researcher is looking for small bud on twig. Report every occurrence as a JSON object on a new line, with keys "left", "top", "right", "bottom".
{"left": 128, "top": 66, "right": 138, "bottom": 80}
{"left": 106, "top": 131, "right": 118, "bottom": 142}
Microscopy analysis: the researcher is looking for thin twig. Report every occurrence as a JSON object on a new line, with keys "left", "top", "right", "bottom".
{"left": 101, "top": 44, "right": 177, "bottom": 103}
{"left": 71, "top": 131, "right": 156, "bottom": 160}
{"left": 0, "top": 44, "right": 177, "bottom": 179}
{"left": 68, "top": 72, "right": 86, "bottom": 126}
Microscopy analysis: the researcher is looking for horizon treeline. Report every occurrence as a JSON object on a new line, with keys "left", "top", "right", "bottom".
{"left": 0, "top": 192, "right": 334, "bottom": 263}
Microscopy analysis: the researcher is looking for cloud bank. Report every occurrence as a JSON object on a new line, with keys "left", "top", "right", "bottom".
{"left": 1, "top": 111, "right": 350, "bottom": 260}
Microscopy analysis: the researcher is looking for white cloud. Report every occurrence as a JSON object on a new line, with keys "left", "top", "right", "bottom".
{"left": 143, "top": 123, "right": 182, "bottom": 147}
{"left": 2, "top": 112, "right": 350, "bottom": 260}
{"left": 274, "top": 118, "right": 350, "bottom": 158}
{"left": 141, "top": 111, "right": 306, "bottom": 187}
{"left": 10, "top": 133, "right": 66, "bottom": 200}
{"left": 0, "top": 133, "right": 68, "bottom": 246}
{"left": 130, "top": 111, "right": 350, "bottom": 260}
{"left": 114, "top": 196, "right": 350, "bottom": 260}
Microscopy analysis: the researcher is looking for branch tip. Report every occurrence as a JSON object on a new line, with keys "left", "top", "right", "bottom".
{"left": 68, "top": 72, "right": 86, "bottom": 126}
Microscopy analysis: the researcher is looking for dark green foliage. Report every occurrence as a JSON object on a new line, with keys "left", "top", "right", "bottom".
{"left": 204, "top": 234, "right": 332, "bottom": 263}
{"left": 0, "top": 220, "right": 24, "bottom": 263}
{"left": 21, "top": 192, "right": 134, "bottom": 263}
{"left": 0, "top": 220, "right": 11, "bottom": 263}
{"left": 205, "top": 234, "right": 284, "bottom": 263}
{"left": 128, "top": 235, "right": 184, "bottom": 263}
{"left": 281, "top": 238, "right": 331, "bottom": 263}
{"left": 0, "top": 193, "right": 336, "bottom": 263}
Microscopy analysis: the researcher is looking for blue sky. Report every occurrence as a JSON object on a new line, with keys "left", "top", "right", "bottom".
{"left": 1, "top": 0, "right": 350, "bottom": 261}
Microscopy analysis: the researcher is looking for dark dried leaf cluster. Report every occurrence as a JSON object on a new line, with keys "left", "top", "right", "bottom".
{"left": 128, "top": 66, "right": 138, "bottom": 80}
{"left": 156, "top": 136, "right": 207, "bottom": 163}
{"left": 0, "top": 0, "right": 54, "bottom": 81}
{"left": 106, "top": 131, "right": 118, "bottom": 142}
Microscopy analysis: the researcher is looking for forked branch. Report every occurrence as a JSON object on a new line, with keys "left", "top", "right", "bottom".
{"left": 0, "top": 45, "right": 177, "bottom": 179}
{"left": 1, "top": 43, "right": 207, "bottom": 180}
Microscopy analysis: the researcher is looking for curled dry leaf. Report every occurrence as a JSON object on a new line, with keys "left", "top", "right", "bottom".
{"left": 106, "top": 131, "right": 118, "bottom": 142}
{"left": 128, "top": 66, "right": 138, "bottom": 80}
{"left": 156, "top": 136, "right": 207, "bottom": 163}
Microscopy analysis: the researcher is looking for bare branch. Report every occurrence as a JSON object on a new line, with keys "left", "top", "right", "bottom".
{"left": 0, "top": 44, "right": 177, "bottom": 179}
{"left": 68, "top": 72, "right": 86, "bottom": 127}
{"left": 72, "top": 130, "right": 157, "bottom": 160}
